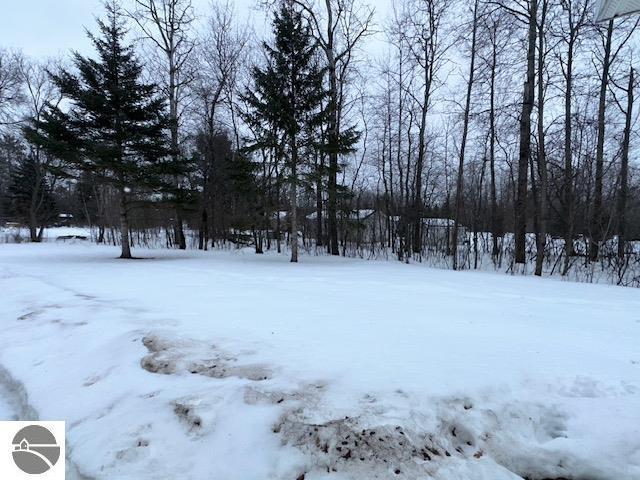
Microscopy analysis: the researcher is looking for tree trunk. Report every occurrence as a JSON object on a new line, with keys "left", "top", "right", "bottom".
{"left": 28, "top": 215, "right": 39, "bottom": 242}
{"left": 28, "top": 166, "right": 44, "bottom": 242}
{"left": 169, "top": 51, "right": 186, "bottom": 251}
{"left": 590, "top": 19, "right": 614, "bottom": 261}
{"left": 198, "top": 207, "right": 208, "bottom": 250}
{"left": 325, "top": 0, "right": 339, "bottom": 256}
{"left": 534, "top": 0, "right": 549, "bottom": 277}
{"left": 452, "top": 0, "right": 479, "bottom": 271}
{"left": 119, "top": 191, "right": 132, "bottom": 259}
{"left": 316, "top": 150, "right": 324, "bottom": 247}
{"left": 617, "top": 66, "right": 634, "bottom": 258}
{"left": 489, "top": 25, "right": 499, "bottom": 260}
{"left": 562, "top": 37, "right": 576, "bottom": 275}
{"left": 514, "top": 0, "right": 538, "bottom": 265}
{"left": 290, "top": 142, "right": 299, "bottom": 263}
{"left": 412, "top": 43, "right": 433, "bottom": 255}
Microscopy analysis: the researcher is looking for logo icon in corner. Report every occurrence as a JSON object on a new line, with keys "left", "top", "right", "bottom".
{"left": 11, "top": 425, "right": 61, "bottom": 474}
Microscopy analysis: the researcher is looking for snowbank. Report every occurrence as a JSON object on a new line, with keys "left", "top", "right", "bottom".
{"left": 0, "top": 243, "right": 638, "bottom": 479}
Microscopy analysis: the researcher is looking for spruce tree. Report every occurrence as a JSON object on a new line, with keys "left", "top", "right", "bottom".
{"left": 6, "top": 154, "right": 56, "bottom": 239}
{"left": 24, "top": 1, "right": 181, "bottom": 258}
{"left": 243, "top": 2, "right": 326, "bottom": 263}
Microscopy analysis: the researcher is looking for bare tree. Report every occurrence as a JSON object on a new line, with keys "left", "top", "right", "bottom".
{"left": 0, "top": 49, "right": 24, "bottom": 127}
{"left": 614, "top": 65, "right": 634, "bottom": 258}
{"left": 515, "top": 0, "right": 537, "bottom": 266}
{"left": 589, "top": 17, "right": 637, "bottom": 260}
{"left": 287, "top": 0, "right": 374, "bottom": 255}
{"left": 18, "top": 57, "right": 62, "bottom": 241}
{"left": 191, "top": 0, "right": 249, "bottom": 249}
{"left": 555, "top": 0, "right": 590, "bottom": 275}
{"left": 479, "top": 6, "right": 512, "bottom": 262}
{"left": 533, "top": 0, "right": 549, "bottom": 277}
{"left": 405, "top": 0, "right": 452, "bottom": 256}
{"left": 452, "top": 0, "right": 479, "bottom": 270}
{"left": 129, "top": 0, "right": 196, "bottom": 250}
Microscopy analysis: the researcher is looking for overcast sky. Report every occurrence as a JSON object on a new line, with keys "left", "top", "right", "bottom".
{"left": 0, "top": 0, "right": 267, "bottom": 58}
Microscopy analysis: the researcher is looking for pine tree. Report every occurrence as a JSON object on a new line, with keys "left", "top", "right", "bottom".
{"left": 0, "top": 134, "right": 24, "bottom": 224}
{"left": 24, "top": 1, "right": 182, "bottom": 258}
{"left": 6, "top": 154, "right": 57, "bottom": 239}
{"left": 243, "top": 2, "right": 326, "bottom": 263}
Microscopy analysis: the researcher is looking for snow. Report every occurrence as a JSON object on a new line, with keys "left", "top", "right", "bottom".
{"left": 0, "top": 226, "right": 92, "bottom": 243}
{"left": 0, "top": 243, "right": 639, "bottom": 479}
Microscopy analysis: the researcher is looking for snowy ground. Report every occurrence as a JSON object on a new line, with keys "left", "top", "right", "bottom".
{"left": 0, "top": 243, "right": 639, "bottom": 480}
{"left": 0, "top": 226, "right": 93, "bottom": 244}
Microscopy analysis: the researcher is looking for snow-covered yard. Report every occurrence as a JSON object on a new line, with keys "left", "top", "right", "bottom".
{"left": 0, "top": 243, "right": 639, "bottom": 479}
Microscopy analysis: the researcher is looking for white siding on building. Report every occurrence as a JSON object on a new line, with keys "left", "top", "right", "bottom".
{"left": 595, "top": 0, "right": 640, "bottom": 22}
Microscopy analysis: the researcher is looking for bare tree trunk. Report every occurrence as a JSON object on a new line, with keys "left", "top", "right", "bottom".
{"left": 290, "top": 143, "right": 299, "bottom": 263}
{"left": 562, "top": 35, "right": 576, "bottom": 274}
{"left": 412, "top": 43, "right": 433, "bottom": 255}
{"left": 618, "top": 66, "right": 634, "bottom": 258}
{"left": 198, "top": 207, "right": 207, "bottom": 250}
{"left": 119, "top": 191, "right": 132, "bottom": 259}
{"left": 315, "top": 150, "right": 324, "bottom": 247}
{"left": 131, "top": 0, "right": 194, "bottom": 250}
{"left": 452, "top": 0, "right": 479, "bottom": 271}
{"left": 95, "top": 184, "right": 106, "bottom": 244}
{"left": 489, "top": 22, "right": 500, "bottom": 260}
{"left": 28, "top": 170, "right": 44, "bottom": 242}
{"left": 28, "top": 211, "right": 39, "bottom": 242}
{"left": 276, "top": 165, "right": 282, "bottom": 254}
{"left": 169, "top": 52, "right": 187, "bottom": 250}
{"left": 324, "top": 0, "right": 340, "bottom": 256}
{"left": 590, "top": 19, "right": 614, "bottom": 261}
{"left": 514, "top": 0, "right": 538, "bottom": 265}
{"left": 534, "top": 0, "right": 548, "bottom": 277}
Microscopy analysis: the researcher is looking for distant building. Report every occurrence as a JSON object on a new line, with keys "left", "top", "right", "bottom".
{"left": 56, "top": 213, "right": 74, "bottom": 227}
{"left": 303, "top": 209, "right": 466, "bottom": 248}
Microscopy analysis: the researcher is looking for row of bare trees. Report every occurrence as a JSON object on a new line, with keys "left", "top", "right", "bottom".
{"left": 366, "top": 0, "right": 639, "bottom": 279}
{"left": 1, "top": 0, "right": 640, "bottom": 282}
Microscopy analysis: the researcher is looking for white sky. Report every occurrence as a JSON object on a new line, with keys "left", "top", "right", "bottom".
{"left": 2, "top": 1, "right": 392, "bottom": 60}
{"left": 0, "top": 0, "right": 267, "bottom": 58}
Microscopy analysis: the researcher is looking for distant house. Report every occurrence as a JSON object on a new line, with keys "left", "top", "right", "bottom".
{"left": 304, "top": 208, "right": 381, "bottom": 245}
{"left": 421, "top": 217, "right": 466, "bottom": 249}
{"left": 344, "top": 209, "right": 379, "bottom": 245}
{"left": 303, "top": 210, "right": 466, "bottom": 249}
{"left": 56, "top": 213, "right": 74, "bottom": 227}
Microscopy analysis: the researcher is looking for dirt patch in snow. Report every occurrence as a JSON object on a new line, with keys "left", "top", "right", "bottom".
{"left": 274, "top": 412, "right": 481, "bottom": 478}
{"left": 172, "top": 399, "right": 203, "bottom": 432}
{"left": 140, "top": 334, "right": 272, "bottom": 381}
{"left": 273, "top": 400, "right": 606, "bottom": 480}
{"left": 138, "top": 335, "right": 609, "bottom": 480}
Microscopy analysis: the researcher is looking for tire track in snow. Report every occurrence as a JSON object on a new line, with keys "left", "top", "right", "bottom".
{"left": 0, "top": 363, "right": 94, "bottom": 480}
{"left": 0, "top": 268, "right": 98, "bottom": 480}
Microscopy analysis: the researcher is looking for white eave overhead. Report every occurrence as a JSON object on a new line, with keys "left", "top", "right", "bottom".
{"left": 595, "top": 0, "right": 640, "bottom": 22}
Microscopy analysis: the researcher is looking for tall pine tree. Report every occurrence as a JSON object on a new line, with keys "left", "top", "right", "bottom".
{"left": 25, "top": 1, "right": 182, "bottom": 258}
{"left": 243, "top": 2, "right": 326, "bottom": 263}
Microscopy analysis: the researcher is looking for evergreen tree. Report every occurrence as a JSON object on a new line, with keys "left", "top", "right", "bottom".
{"left": 24, "top": 1, "right": 182, "bottom": 258}
{"left": 243, "top": 2, "right": 327, "bottom": 262}
{"left": 193, "top": 130, "right": 259, "bottom": 250}
{"left": 6, "top": 154, "right": 57, "bottom": 239}
{"left": 0, "top": 134, "right": 23, "bottom": 224}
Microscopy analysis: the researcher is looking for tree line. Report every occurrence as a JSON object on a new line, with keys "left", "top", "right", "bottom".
{"left": 0, "top": 0, "right": 639, "bottom": 284}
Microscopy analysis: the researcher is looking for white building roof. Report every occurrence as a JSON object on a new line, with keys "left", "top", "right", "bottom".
{"left": 595, "top": 0, "right": 640, "bottom": 22}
